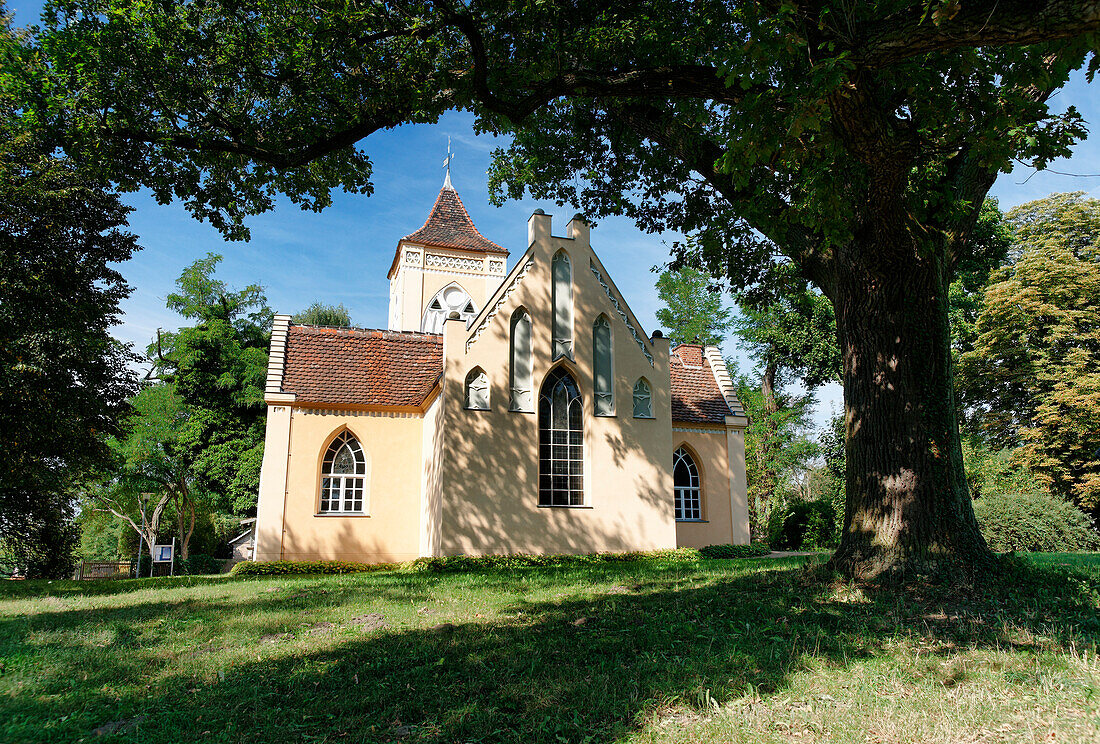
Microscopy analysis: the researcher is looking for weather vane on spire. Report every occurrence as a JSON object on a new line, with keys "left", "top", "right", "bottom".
{"left": 442, "top": 136, "right": 454, "bottom": 189}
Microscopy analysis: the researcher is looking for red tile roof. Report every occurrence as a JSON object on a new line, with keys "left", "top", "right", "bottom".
{"left": 280, "top": 325, "right": 442, "bottom": 408}
{"left": 670, "top": 345, "right": 733, "bottom": 424}
{"left": 403, "top": 186, "right": 507, "bottom": 254}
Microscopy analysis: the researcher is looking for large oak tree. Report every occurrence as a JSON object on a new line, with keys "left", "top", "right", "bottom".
{"left": 22, "top": 0, "right": 1100, "bottom": 577}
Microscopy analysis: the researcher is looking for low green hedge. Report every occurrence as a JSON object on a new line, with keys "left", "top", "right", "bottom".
{"left": 698, "top": 542, "right": 771, "bottom": 559}
{"left": 409, "top": 548, "right": 701, "bottom": 572}
{"left": 230, "top": 560, "right": 401, "bottom": 577}
{"left": 233, "top": 543, "right": 775, "bottom": 577}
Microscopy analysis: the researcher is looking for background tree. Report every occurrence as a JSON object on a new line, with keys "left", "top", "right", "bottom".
{"left": 734, "top": 370, "right": 819, "bottom": 538}
{"left": 86, "top": 384, "right": 198, "bottom": 560}
{"left": 292, "top": 302, "right": 354, "bottom": 327}
{"left": 654, "top": 267, "right": 734, "bottom": 346}
{"left": 948, "top": 200, "right": 1015, "bottom": 368}
{"left": 958, "top": 192, "right": 1100, "bottom": 516}
{"left": 0, "top": 23, "right": 139, "bottom": 575}
{"left": 733, "top": 287, "right": 839, "bottom": 532}
{"left": 25, "top": 1, "right": 1100, "bottom": 576}
{"left": 151, "top": 254, "right": 271, "bottom": 514}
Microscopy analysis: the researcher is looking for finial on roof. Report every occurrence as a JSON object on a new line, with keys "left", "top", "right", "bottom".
{"left": 442, "top": 136, "right": 454, "bottom": 190}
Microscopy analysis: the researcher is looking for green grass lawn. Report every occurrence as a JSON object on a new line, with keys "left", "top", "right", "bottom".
{"left": 1, "top": 553, "right": 1098, "bottom": 743}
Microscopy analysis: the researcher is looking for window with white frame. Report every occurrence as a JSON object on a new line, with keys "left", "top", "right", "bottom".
{"left": 538, "top": 367, "right": 584, "bottom": 506}
{"left": 551, "top": 251, "right": 573, "bottom": 360}
{"left": 465, "top": 367, "right": 490, "bottom": 410}
{"left": 422, "top": 284, "right": 477, "bottom": 333}
{"left": 633, "top": 377, "right": 653, "bottom": 418}
{"left": 593, "top": 315, "right": 614, "bottom": 416}
{"left": 510, "top": 309, "right": 533, "bottom": 411}
{"left": 319, "top": 431, "right": 366, "bottom": 513}
{"left": 673, "top": 447, "right": 702, "bottom": 520}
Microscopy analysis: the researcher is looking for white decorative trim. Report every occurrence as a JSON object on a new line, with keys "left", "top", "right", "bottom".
{"left": 404, "top": 250, "right": 421, "bottom": 265}
{"left": 298, "top": 408, "right": 423, "bottom": 419}
{"left": 703, "top": 346, "right": 747, "bottom": 417}
{"left": 265, "top": 314, "right": 292, "bottom": 394}
{"left": 673, "top": 426, "right": 726, "bottom": 434}
{"left": 489, "top": 260, "right": 505, "bottom": 273}
{"left": 426, "top": 253, "right": 483, "bottom": 272}
{"left": 590, "top": 260, "right": 653, "bottom": 365}
{"left": 466, "top": 258, "right": 535, "bottom": 352}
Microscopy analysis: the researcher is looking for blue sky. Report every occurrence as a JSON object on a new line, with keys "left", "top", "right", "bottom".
{"left": 10, "top": 3, "right": 1100, "bottom": 428}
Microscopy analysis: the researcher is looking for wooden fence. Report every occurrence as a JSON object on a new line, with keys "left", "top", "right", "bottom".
{"left": 76, "top": 560, "right": 135, "bottom": 580}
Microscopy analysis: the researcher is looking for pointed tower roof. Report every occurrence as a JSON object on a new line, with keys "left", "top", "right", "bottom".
{"left": 403, "top": 185, "right": 507, "bottom": 255}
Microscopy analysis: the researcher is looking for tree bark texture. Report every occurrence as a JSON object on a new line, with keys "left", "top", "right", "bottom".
{"left": 828, "top": 232, "right": 993, "bottom": 579}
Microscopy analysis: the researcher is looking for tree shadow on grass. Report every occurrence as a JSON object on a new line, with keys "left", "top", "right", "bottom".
{"left": 2, "top": 558, "right": 1098, "bottom": 743}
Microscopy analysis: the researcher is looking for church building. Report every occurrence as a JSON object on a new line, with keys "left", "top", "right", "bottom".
{"left": 254, "top": 179, "right": 750, "bottom": 564}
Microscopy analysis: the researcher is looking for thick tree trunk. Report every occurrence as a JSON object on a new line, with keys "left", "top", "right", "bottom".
{"left": 827, "top": 238, "right": 993, "bottom": 580}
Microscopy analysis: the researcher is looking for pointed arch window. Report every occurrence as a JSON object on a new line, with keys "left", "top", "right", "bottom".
{"left": 539, "top": 367, "right": 584, "bottom": 506}
{"left": 593, "top": 315, "right": 614, "bottom": 416}
{"left": 510, "top": 309, "right": 533, "bottom": 411}
{"left": 465, "top": 368, "right": 490, "bottom": 410}
{"left": 633, "top": 378, "right": 653, "bottom": 418}
{"left": 551, "top": 251, "right": 573, "bottom": 360}
{"left": 673, "top": 447, "right": 702, "bottom": 520}
{"left": 320, "top": 431, "right": 367, "bottom": 513}
{"left": 422, "top": 284, "right": 476, "bottom": 333}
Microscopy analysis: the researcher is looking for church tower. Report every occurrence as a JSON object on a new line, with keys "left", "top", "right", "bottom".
{"left": 387, "top": 179, "right": 509, "bottom": 333}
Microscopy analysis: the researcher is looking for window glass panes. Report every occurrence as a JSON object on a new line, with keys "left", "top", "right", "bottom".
{"left": 319, "top": 431, "right": 367, "bottom": 513}
{"left": 673, "top": 447, "right": 702, "bottom": 520}
{"left": 539, "top": 367, "right": 583, "bottom": 506}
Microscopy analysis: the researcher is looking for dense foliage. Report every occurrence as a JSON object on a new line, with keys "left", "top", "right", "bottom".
{"left": 654, "top": 266, "right": 734, "bottom": 346}
{"left": 0, "top": 32, "right": 140, "bottom": 575}
{"left": 292, "top": 302, "right": 354, "bottom": 327}
{"left": 767, "top": 498, "right": 839, "bottom": 551}
{"left": 151, "top": 254, "right": 271, "bottom": 513}
{"left": 973, "top": 491, "right": 1099, "bottom": 553}
{"left": 959, "top": 193, "right": 1100, "bottom": 513}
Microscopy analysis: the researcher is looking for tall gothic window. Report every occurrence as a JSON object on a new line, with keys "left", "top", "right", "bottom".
{"left": 551, "top": 250, "right": 573, "bottom": 360}
{"left": 320, "top": 431, "right": 367, "bottom": 513}
{"left": 465, "top": 367, "right": 490, "bottom": 410}
{"left": 422, "top": 283, "right": 476, "bottom": 333}
{"left": 593, "top": 315, "right": 614, "bottom": 416}
{"left": 673, "top": 447, "right": 702, "bottom": 520}
{"left": 633, "top": 378, "right": 653, "bottom": 418}
{"left": 510, "top": 309, "right": 533, "bottom": 411}
{"left": 538, "top": 367, "right": 583, "bottom": 506}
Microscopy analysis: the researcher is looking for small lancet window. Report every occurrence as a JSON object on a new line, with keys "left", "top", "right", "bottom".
{"left": 633, "top": 378, "right": 653, "bottom": 418}
{"left": 465, "top": 368, "right": 490, "bottom": 410}
{"left": 593, "top": 315, "right": 614, "bottom": 416}
{"left": 673, "top": 447, "right": 702, "bottom": 520}
{"left": 510, "top": 309, "right": 533, "bottom": 411}
{"left": 320, "top": 431, "right": 367, "bottom": 513}
{"left": 551, "top": 250, "right": 574, "bottom": 360}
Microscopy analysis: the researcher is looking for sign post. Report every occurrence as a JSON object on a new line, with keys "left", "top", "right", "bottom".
{"left": 152, "top": 542, "right": 174, "bottom": 577}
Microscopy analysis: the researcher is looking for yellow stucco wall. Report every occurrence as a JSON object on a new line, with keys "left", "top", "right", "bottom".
{"left": 433, "top": 214, "right": 680, "bottom": 556}
{"left": 266, "top": 408, "right": 427, "bottom": 563}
